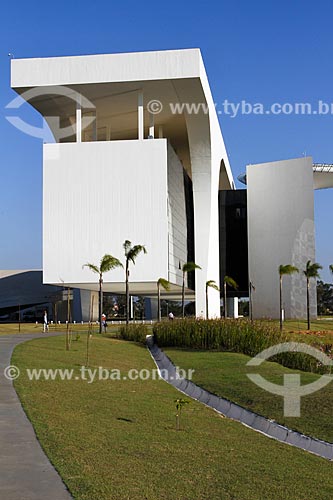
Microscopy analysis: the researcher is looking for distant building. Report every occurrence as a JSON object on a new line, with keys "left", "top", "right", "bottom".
{"left": 0, "top": 270, "right": 96, "bottom": 322}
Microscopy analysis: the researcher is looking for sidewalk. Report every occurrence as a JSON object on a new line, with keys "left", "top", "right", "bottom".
{"left": 0, "top": 333, "right": 73, "bottom": 500}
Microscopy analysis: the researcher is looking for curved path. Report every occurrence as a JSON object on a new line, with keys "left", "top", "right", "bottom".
{"left": 0, "top": 332, "right": 73, "bottom": 500}
{"left": 146, "top": 336, "right": 333, "bottom": 461}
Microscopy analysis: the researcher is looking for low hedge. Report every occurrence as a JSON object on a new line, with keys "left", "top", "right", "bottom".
{"left": 118, "top": 320, "right": 331, "bottom": 374}
{"left": 118, "top": 324, "right": 149, "bottom": 343}
{"left": 152, "top": 319, "right": 331, "bottom": 375}
{"left": 152, "top": 319, "right": 284, "bottom": 356}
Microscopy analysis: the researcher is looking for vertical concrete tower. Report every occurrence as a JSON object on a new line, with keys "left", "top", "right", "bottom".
{"left": 247, "top": 157, "right": 316, "bottom": 319}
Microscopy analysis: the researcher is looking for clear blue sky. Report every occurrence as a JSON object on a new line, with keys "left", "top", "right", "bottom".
{"left": 0, "top": 0, "right": 332, "bottom": 281}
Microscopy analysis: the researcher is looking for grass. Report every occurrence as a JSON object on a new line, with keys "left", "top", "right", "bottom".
{"left": 280, "top": 318, "right": 333, "bottom": 333}
{"left": 163, "top": 348, "right": 333, "bottom": 442}
{"left": 0, "top": 322, "right": 121, "bottom": 336}
{"left": 12, "top": 335, "right": 333, "bottom": 500}
{"left": 153, "top": 318, "right": 333, "bottom": 374}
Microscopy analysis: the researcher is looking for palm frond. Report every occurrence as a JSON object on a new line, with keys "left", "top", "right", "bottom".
{"left": 182, "top": 261, "right": 201, "bottom": 273}
{"left": 329, "top": 264, "right": 333, "bottom": 275}
{"left": 100, "top": 254, "right": 123, "bottom": 274}
{"left": 279, "top": 264, "right": 299, "bottom": 276}
{"left": 224, "top": 275, "right": 238, "bottom": 289}
{"left": 157, "top": 278, "right": 170, "bottom": 291}
{"left": 206, "top": 280, "right": 219, "bottom": 291}
{"left": 303, "top": 260, "right": 322, "bottom": 279}
{"left": 123, "top": 240, "right": 132, "bottom": 257}
{"left": 82, "top": 263, "right": 100, "bottom": 275}
{"left": 127, "top": 244, "right": 147, "bottom": 264}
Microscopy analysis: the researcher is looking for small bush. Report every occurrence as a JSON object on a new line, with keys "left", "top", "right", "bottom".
{"left": 118, "top": 324, "right": 149, "bottom": 344}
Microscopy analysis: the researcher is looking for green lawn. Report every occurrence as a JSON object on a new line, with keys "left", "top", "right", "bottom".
{"left": 0, "top": 322, "right": 121, "bottom": 336}
{"left": 163, "top": 348, "right": 333, "bottom": 442}
{"left": 12, "top": 335, "right": 333, "bottom": 500}
{"left": 273, "top": 318, "right": 333, "bottom": 336}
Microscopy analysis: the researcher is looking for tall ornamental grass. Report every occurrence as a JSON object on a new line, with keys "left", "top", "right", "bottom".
{"left": 118, "top": 324, "right": 149, "bottom": 343}
{"left": 118, "top": 320, "right": 331, "bottom": 374}
{"left": 152, "top": 319, "right": 331, "bottom": 375}
{"left": 153, "top": 319, "right": 285, "bottom": 357}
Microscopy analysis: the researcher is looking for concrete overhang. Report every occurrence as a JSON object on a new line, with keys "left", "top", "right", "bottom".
{"left": 313, "top": 164, "right": 333, "bottom": 189}
{"left": 239, "top": 161, "right": 333, "bottom": 190}
{"left": 10, "top": 49, "right": 234, "bottom": 188}
{"left": 63, "top": 281, "right": 195, "bottom": 301}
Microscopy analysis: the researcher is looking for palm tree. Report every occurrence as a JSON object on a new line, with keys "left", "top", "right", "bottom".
{"left": 205, "top": 280, "right": 219, "bottom": 319}
{"left": 278, "top": 264, "right": 299, "bottom": 331}
{"left": 123, "top": 240, "right": 147, "bottom": 325}
{"left": 157, "top": 278, "right": 170, "bottom": 322}
{"left": 303, "top": 260, "right": 322, "bottom": 330}
{"left": 223, "top": 276, "right": 238, "bottom": 318}
{"left": 83, "top": 254, "right": 123, "bottom": 333}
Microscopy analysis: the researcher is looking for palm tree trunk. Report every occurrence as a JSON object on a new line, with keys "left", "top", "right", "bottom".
{"left": 158, "top": 283, "right": 161, "bottom": 322}
{"left": 279, "top": 276, "right": 283, "bottom": 331}
{"left": 307, "top": 278, "right": 310, "bottom": 330}
{"left": 99, "top": 277, "right": 103, "bottom": 334}
{"left": 206, "top": 285, "right": 208, "bottom": 320}
{"left": 182, "top": 272, "right": 185, "bottom": 318}
{"left": 126, "top": 262, "right": 129, "bottom": 325}
{"left": 224, "top": 282, "right": 227, "bottom": 318}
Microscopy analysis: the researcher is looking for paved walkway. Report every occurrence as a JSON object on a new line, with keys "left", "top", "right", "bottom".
{"left": 0, "top": 333, "right": 73, "bottom": 500}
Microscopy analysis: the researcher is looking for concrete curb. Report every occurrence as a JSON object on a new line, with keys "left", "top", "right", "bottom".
{"left": 146, "top": 336, "right": 333, "bottom": 461}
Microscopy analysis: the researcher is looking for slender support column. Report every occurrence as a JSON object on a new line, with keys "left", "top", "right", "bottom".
{"left": 76, "top": 97, "right": 82, "bottom": 143}
{"left": 158, "top": 125, "right": 163, "bottom": 138}
{"left": 92, "top": 112, "right": 97, "bottom": 141}
{"left": 149, "top": 113, "right": 155, "bottom": 138}
{"left": 138, "top": 91, "right": 144, "bottom": 140}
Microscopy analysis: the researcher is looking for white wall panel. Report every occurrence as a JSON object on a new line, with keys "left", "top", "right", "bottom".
{"left": 247, "top": 157, "right": 316, "bottom": 319}
{"left": 43, "top": 139, "right": 168, "bottom": 286}
{"left": 167, "top": 143, "right": 188, "bottom": 287}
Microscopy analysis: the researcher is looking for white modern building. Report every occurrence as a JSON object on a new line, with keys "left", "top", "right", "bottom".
{"left": 11, "top": 49, "right": 234, "bottom": 318}
{"left": 10, "top": 49, "right": 333, "bottom": 321}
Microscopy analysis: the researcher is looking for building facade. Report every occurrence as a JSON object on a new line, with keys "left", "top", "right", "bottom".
{"left": 10, "top": 49, "right": 333, "bottom": 320}
{"left": 11, "top": 49, "right": 234, "bottom": 318}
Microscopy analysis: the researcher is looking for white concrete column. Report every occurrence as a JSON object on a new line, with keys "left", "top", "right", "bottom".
{"left": 138, "top": 91, "right": 144, "bottom": 140}
{"left": 92, "top": 112, "right": 97, "bottom": 141}
{"left": 227, "top": 297, "right": 239, "bottom": 318}
{"left": 130, "top": 296, "right": 134, "bottom": 320}
{"left": 149, "top": 113, "right": 155, "bottom": 138}
{"left": 76, "top": 97, "right": 82, "bottom": 143}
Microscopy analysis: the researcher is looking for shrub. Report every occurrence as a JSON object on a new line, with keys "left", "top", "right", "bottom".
{"left": 152, "top": 319, "right": 331, "bottom": 374}
{"left": 153, "top": 319, "right": 285, "bottom": 356}
{"left": 118, "top": 324, "right": 149, "bottom": 344}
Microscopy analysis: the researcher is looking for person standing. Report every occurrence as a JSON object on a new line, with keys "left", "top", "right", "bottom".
{"left": 43, "top": 310, "right": 49, "bottom": 333}
{"left": 101, "top": 313, "right": 107, "bottom": 333}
